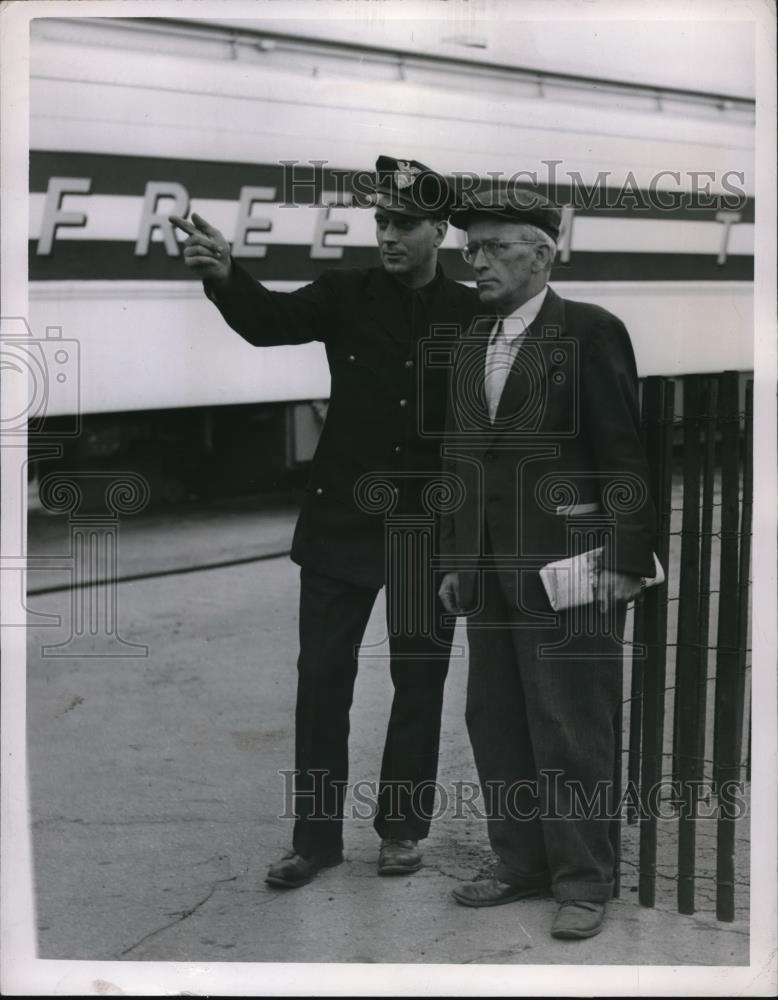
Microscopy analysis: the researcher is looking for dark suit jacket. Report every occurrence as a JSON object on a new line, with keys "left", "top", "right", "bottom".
{"left": 205, "top": 260, "right": 481, "bottom": 588}
{"left": 440, "top": 285, "right": 657, "bottom": 613}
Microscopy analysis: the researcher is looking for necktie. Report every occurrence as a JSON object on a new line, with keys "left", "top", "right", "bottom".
{"left": 484, "top": 319, "right": 513, "bottom": 422}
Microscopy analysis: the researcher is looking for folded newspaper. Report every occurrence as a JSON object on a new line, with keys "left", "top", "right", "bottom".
{"left": 539, "top": 547, "right": 665, "bottom": 611}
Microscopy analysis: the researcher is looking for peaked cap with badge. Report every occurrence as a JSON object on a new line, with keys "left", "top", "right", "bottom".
{"left": 370, "top": 154, "right": 453, "bottom": 219}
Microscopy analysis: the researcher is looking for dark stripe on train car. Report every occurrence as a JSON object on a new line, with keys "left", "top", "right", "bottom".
{"left": 29, "top": 241, "right": 755, "bottom": 282}
{"left": 29, "top": 151, "right": 754, "bottom": 222}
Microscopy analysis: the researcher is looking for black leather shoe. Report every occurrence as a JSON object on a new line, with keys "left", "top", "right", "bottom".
{"left": 265, "top": 850, "right": 343, "bottom": 888}
{"left": 551, "top": 900, "right": 606, "bottom": 939}
{"left": 452, "top": 877, "right": 549, "bottom": 908}
{"left": 377, "top": 838, "right": 423, "bottom": 875}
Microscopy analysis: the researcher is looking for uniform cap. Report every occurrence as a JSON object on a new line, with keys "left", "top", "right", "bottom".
{"left": 449, "top": 186, "right": 562, "bottom": 241}
{"left": 369, "top": 155, "right": 452, "bottom": 219}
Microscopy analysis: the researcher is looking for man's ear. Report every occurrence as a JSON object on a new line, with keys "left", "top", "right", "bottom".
{"left": 433, "top": 219, "right": 448, "bottom": 247}
{"left": 534, "top": 242, "right": 553, "bottom": 272}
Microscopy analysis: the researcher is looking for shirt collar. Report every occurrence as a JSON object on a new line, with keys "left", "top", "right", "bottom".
{"left": 497, "top": 285, "right": 549, "bottom": 344}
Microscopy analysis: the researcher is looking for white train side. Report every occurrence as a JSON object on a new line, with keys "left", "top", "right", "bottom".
{"left": 26, "top": 16, "right": 755, "bottom": 498}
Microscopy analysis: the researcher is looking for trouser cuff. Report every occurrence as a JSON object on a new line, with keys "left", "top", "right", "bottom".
{"left": 552, "top": 879, "right": 613, "bottom": 903}
{"left": 495, "top": 861, "right": 551, "bottom": 888}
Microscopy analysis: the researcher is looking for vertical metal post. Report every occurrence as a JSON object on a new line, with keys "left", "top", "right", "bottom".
{"left": 735, "top": 381, "right": 753, "bottom": 771}
{"left": 696, "top": 377, "right": 718, "bottom": 779}
{"left": 713, "top": 372, "right": 741, "bottom": 922}
{"left": 675, "top": 376, "right": 703, "bottom": 914}
{"left": 638, "top": 377, "right": 674, "bottom": 908}
{"left": 611, "top": 705, "right": 623, "bottom": 898}
{"left": 627, "top": 384, "right": 652, "bottom": 825}
{"left": 626, "top": 621, "right": 644, "bottom": 826}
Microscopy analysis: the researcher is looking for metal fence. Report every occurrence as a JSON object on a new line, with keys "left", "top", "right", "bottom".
{"left": 613, "top": 371, "right": 752, "bottom": 922}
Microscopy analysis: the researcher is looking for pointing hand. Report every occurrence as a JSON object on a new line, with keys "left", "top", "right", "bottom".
{"left": 170, "top": 212, "right": 232, "bottom": 285}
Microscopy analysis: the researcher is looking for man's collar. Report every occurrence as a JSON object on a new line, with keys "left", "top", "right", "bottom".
{"left": 498, "top": 285, "right": 549, "bottom": 343}
{"left": 388, "top": 261, "right": 444, "bottom": 300}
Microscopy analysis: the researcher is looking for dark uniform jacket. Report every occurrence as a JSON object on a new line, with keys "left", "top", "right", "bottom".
{"left": 206, "top": 260, "right": 481, "bottom": 589}
{"left": 440, "top": 285, "right": 657, "bottom": 613}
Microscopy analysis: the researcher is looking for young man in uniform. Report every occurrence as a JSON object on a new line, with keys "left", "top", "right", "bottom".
{"left": 173, "top": 156, "right": 480, "bottom": 887}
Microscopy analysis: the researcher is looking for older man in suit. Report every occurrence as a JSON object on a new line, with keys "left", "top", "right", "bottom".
{"left": 438, "top": 188, "right": 656, "bottom": 939}
{"left": 172, "top": 156, "right": 480, "bottom": 888}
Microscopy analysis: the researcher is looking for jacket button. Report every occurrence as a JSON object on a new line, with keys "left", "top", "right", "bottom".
{"left": 405, "top": 359, "right": 414, "bottom": 368}
{"left": 348, "top": 355, "right": 355, "bottom": 362}
{"left": 399, "top": 399, "right": 408, "bottom": 408}
{"left": 394, "top": 445, "right": 402, "bottom": 453}
{"left": 315, "top": 488, "right": 323, "bottom": 495}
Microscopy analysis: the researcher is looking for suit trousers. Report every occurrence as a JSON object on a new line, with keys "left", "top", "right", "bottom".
{"left": 465, "top": 564, "right": 625, "bottom": 903}
{"left": 291, "top": 566, "right": 454, "bottom": 860}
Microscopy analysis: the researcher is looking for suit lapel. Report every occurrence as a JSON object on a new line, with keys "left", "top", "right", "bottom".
{"left": 491, "top": 286, "right": 566, "bottom": 432}
{"left": 455, "top": 315, "right": 495, "bottom": 429}
{"left": 524, "top": 284, "right": 565, "bottom": 343}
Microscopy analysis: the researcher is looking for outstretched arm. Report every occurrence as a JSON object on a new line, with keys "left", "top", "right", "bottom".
{"left": 171, "top": 212, "right": 334, "bottom": 347}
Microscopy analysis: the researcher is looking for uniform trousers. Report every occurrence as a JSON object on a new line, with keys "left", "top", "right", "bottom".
{"left": 292, "top": 566, "right": 454, "bottom": 860}
{"left": 465, "top": 563, "right": 626, "bottom": 903}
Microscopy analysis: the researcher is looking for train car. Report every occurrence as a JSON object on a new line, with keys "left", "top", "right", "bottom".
{"left": 26, "top": 16, "right": 755, "bottom": 504}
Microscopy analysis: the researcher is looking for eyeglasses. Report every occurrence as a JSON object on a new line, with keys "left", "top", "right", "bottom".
{"left": 461, "top": 240, "right": 538, "bottom": 264}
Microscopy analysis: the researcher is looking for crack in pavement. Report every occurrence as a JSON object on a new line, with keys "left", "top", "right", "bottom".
{"left": 115, "top": 875, "right": 238, "bottom": 958}
{"left": 56, "top": 695, "right": 84, "bottom": 717}
{"left": 415, "top": 863, "right": 481, "bottom": 881}
{"left": 609, "top": 900, "right": 750, "bottom": 935}
{"left": 618, "top": 857, "right": 750, "bottom": 887}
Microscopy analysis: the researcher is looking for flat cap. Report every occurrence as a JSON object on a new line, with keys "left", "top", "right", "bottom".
{"left": 449, "top": 186, "right": 562, "bottom": 241}
{"left": 369, "top": 155, "right": 452, "bottom": 219}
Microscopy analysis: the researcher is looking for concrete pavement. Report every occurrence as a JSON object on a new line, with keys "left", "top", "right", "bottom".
{"left": 25, "top": 505, "right": 750, "bottom": 966}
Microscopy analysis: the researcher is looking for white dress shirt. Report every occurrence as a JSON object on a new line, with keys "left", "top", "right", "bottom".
{"left": 484, "top": 286, "right": 549, "bottom": 422}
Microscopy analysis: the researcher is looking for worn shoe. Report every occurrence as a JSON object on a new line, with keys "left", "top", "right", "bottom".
{"left": 377, "top": 838, "right": 423, "bottom": 876}
{"left": 265, "top": 850, "right": 343, "bottom": 888}
{"left": 550, "top": 900, "right": 606, "bottom": 939}
{"left": 452, "top": 877, "right": 549, "bottom": 908}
